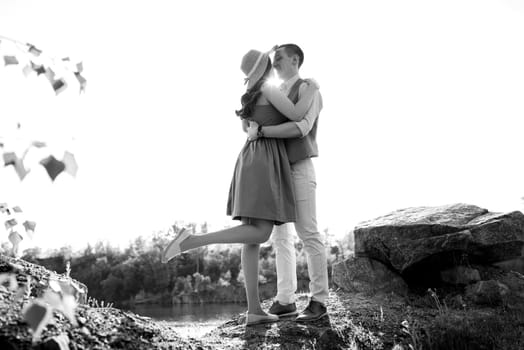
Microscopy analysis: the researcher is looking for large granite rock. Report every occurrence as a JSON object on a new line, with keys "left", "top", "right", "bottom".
{"left": 354, "top": 204, "right": 524, "bottom": 281}
{"left": 332, "top": 256, "right": 408, "bottom": 296}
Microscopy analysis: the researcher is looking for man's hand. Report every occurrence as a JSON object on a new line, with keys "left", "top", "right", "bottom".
{"left": 247, "top": 121, "right": 260, "bottom": 141}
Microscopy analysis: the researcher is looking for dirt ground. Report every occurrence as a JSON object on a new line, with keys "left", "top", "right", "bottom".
{"left": 199, "top": 289, "right": 524, "bottom": 350}
{"left": 1, "top": 255, "right": 523, "bottom": 350}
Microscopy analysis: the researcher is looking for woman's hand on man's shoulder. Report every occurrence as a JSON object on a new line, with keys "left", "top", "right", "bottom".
{"left": 303, "top": 78, "right": 320, "bottom": 90}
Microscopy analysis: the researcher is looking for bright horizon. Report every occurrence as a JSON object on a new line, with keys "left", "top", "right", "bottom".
{"left": 1, "top": 0, "right": 524, "bottom": 252}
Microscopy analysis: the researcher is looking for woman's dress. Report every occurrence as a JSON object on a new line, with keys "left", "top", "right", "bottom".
{"left": 227, "top": 104, "right": 296, "bottom": 225}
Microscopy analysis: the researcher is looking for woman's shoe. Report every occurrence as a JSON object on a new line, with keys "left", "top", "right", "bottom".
{"left": 245, "top": 312, "right": 279, "bottom": 326}
{"left": 161, "top": 228, "right": 191, "bottom": 263}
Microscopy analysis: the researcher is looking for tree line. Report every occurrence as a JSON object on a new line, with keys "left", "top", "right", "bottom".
{"left": 12, "top": 226, "right": 354, "bottom": 308}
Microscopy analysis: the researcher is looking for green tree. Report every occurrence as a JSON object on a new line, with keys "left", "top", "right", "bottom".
{"left": 101, "top": 272, "right": 124, "bottom": 301}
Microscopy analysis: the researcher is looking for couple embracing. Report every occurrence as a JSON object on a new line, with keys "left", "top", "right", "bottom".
{"left": 162, "top": 44, "right": 329, "bottom": 326}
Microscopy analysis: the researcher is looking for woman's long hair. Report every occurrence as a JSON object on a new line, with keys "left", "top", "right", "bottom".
{"left": 235, "top": 60, "right": 272, "bottom": 119}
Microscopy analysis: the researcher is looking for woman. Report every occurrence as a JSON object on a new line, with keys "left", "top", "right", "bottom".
{"left": 161, "top": 48, "right": 318, "bottom": 326}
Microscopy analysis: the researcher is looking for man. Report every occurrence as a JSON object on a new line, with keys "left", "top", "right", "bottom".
{"left": 247, "top": 44, "right": 329, "bottom": 322}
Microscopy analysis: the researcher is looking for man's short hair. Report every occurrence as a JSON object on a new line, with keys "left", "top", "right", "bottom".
{"left": 278, "top": 44, "right": 304, "bottom": 68}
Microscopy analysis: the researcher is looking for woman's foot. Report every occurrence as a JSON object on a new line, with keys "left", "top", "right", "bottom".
{"left": 161, "top": 228, "right": 192, "bottom": 263}
{"left": 245, "top": 311, "right": 279, "bottom": 326}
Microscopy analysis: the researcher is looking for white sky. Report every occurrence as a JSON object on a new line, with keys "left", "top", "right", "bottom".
{"left": 1, "top": 0, "right": 524, "bottom": 251}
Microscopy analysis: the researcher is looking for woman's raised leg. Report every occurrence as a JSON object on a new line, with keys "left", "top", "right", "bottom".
{"left": 179, "top": 219, "right": 274, "bottom": 251}
{"left": 162, "top": 218, "right": 274, "bottom": 266}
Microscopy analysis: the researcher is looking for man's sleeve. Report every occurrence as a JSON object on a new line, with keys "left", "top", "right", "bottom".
{"left": 294, "top": 89, "right": 322, "bottom": 137}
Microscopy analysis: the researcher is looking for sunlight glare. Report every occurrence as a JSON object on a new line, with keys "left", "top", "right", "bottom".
{"left": 266, "top": 76, "right": 283, "bottom": 87}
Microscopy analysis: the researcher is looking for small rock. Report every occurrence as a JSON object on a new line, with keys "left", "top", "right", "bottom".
{"left": 498, "top": 271, "right": 524, "bottom": 311}
{"left": 498, "top": 271, "right": 524, "bottom": 294}
{"left": 465, "top": 280, "right": 509, "bottom": 306}
{"left": 440, "top": 266, "right": 480, "bottom": 285}
{"left": 493, "top": 257, "right": 524, "bottom": 275}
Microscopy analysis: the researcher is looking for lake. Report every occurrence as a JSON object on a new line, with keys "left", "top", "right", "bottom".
{"left": 129, "top": 303, "right": 247, "bottom": 338}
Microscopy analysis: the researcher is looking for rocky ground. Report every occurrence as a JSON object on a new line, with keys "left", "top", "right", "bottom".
{"left": 0, "top": 254, "right": 203, "bottom": 349}
{"left": 1, "top": 254, "right": 523, "bottom": 350}
{"left": 203, "top": 289, "right": 524, "bottom": 350}
{"left": 4, "top": 203, "right": 524, "bottom": 350}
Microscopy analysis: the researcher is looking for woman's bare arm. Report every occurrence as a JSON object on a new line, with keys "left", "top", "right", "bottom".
{"left": 241, "top": 118, "right": 249, "bottom": 133}
{"left": 261, "top": 81, "right": 318, "bottom": 121}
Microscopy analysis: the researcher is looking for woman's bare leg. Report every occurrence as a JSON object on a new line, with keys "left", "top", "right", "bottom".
{"left": 242, "top": 242, "right": 266, "bottom": 315}
{"left": 179, "top": 219, "right": 273, "bottom": 252}
{"left": 173, "top": 218, "right": 274, "bottom": 315}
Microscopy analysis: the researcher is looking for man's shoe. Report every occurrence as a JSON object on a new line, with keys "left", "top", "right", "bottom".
{"left": 295, "top": 300, "right": 328, "bottom": 322}
{"left": 268, "top": 301, "right": 299, "bottom": 318}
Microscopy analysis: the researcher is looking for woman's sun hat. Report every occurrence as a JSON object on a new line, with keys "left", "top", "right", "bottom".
{"left": 240, "top": 46, "right": 277, "bottom": 90}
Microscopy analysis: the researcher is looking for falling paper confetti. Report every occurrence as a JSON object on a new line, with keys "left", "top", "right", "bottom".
{"left": 75, "top": 72, "right": 87, "bottom": 93}
{"left": 8, "top": 231, "right": 23, "bottom": 256}
{"left": 41, "top": 288, "right": 63, "bottom": 309}
{"left": 32, "top": 140, "right": 47, "bottom": 148}
{"left": 30, "top": 61, "right": 46, "bottom": 75}
{"left": 5, "top": 218, "right": 17, "bottom": 229}
{"left": 52, "top": 78, "right": 68, "bottom": 95}
{"left": 27, "top": 44, "right": 42, "bottom": 56}
{"left": 1, "top": 35, "right": 87, "bottom": 97}
{"left": 42, "top": 288, "right": 78, "bottom": 326}
{"left": 0, "top": 203, "right": 36, "bottom": 241}
{"left": 3, "top": 152, "right": 17, "bottom": 166}
{"left": 23, "top": 220, "right": 36, "bottom": 237}
{"left": 2, "top": 152, "right": 30, "bottom": 180}
{"left": 22, "top": 64, "right": 33, "bottom": 76}
{"left": 13, "top": 157, "right": 30, "bottom": 180}
{"left": 58, "top": 279, "right": 84, "bottom": 301}
{"left": 62, "top": 151, "right": 78, "bottom": 177}
{"left": 3, "top": 55, "right": 19, "bottom": 65}
{"left": 1, "top": 36, "right": 86, "bottom": 183}
{"left": 40, "top": 155, "right": 65, "bottom": 181}
{"left": 42, "top": 68, "right": 69, "bottom": 94}
{"left": 22, "top": 301, "right": 52, "bottom": 342}
{"left": 58, "top": 294, "right": 78, "bottom": 326}
{"left": 45, "top": 67, "right": 55, "bottom": 80}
